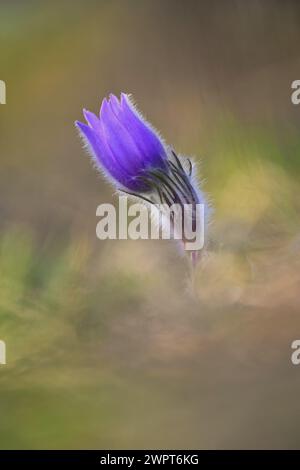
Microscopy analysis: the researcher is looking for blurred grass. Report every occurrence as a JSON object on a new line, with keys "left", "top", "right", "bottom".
{"left": 0, "top": 0, "right": 300, "bottom": 449}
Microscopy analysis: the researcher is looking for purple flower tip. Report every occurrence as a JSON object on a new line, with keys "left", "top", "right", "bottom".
{"left": 75, "top": 93, "right": 168, "bottom": 191}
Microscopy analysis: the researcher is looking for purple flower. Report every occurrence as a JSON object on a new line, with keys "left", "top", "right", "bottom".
{"left": 76, "top": 93, "right": 211, "bottom": 260}
{"left": 76, "top": 93, "right": 168, "bottom": 192}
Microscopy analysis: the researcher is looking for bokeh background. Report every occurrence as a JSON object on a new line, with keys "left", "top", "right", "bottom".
{"left": 1, "top": 0, "right": 300, "bottom": 449}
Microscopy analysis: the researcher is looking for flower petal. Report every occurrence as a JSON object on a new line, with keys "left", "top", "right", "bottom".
{"left": 83, "top": 109, "right": 101, "bottom": 132}
{"left": 108, "top": 93, "right": 122, "bottom": 116}
{"left": 100, "top": 98, "right": 144, "bottom": 174}
{"left": 75, "top": 120, "right": 133, "bottom": 188}
{"left": 120, "top": 93, "right": 168, "bottom": 169}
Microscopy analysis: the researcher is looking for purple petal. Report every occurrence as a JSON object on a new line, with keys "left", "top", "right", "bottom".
{"left": 100, "top": 98, "right": 143, "bottom": 174}
{"left": 119, "top": 93, "right": 168, "bottom": 169}
{"left": 76, "top": 120, "right": 132, "bottom": 187}
{"left": 108, "top": 94, "right": 122, "bottom": 116}
{"left": 83, "top": 109, "right": 101, "bottom": 132}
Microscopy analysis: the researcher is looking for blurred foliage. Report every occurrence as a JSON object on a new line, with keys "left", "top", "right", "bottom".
{"left": 0, "top": 0, "right": 300, "bottom": 449}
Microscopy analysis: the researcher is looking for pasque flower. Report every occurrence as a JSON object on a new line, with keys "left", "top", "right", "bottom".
{"left": 76, "top": 93, "right": 168, "bottom": 192}
{"left": 76, "top": 93, "right": 210, "bottom": 259}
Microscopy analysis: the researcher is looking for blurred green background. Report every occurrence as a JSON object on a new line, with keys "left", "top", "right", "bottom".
{"left": 1, "top": 0, "right": 300, "bottom": 449}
